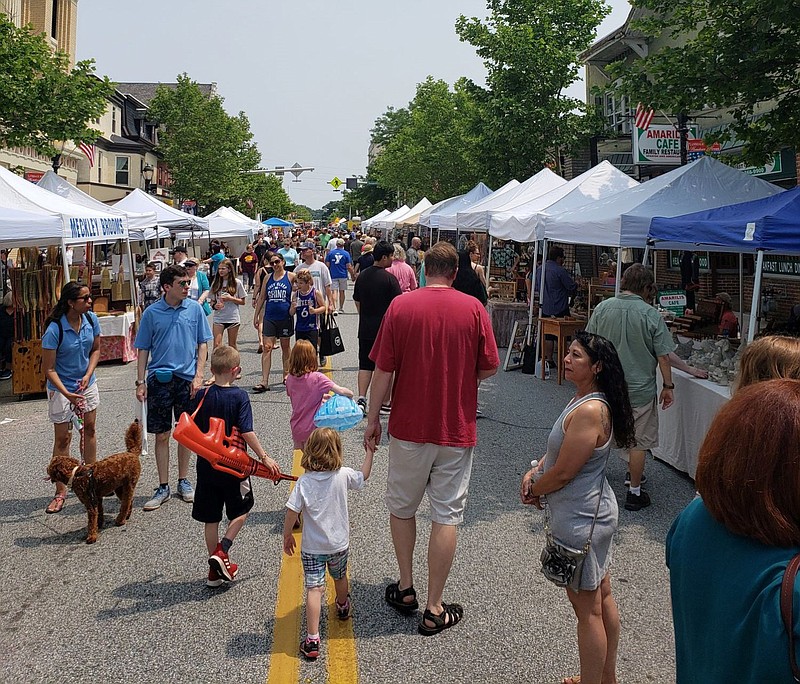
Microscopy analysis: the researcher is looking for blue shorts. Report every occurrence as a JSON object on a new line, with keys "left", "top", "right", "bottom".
{"left": 146, "top": 375, "right": 192, "bottom": 435}
{"left": 301, "top": 549, "right": 349, "bottom": 588}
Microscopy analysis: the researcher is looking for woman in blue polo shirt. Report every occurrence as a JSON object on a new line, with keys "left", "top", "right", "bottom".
{"left": 41, "top": 281, "right": 101, "bottom": 514}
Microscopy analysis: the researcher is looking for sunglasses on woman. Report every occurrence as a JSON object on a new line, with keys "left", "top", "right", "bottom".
{"left": 270, "top": 260, "right": 281, "bottom": 266}
{"left": 75, "top": 294, "right": 92, "bottom": 301}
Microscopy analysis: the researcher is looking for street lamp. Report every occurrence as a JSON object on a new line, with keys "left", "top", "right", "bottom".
{"left": 142, "top": 163, "right": 155, "bottom": 193}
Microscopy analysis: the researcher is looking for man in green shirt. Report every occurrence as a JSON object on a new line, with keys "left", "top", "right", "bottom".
{"left": 586, "top": 264, "right": 675, "bottom": 511}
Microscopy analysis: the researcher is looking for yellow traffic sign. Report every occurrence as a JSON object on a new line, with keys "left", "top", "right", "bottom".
{"left": 329, "top": 176, "right": 342, "bottom": 190}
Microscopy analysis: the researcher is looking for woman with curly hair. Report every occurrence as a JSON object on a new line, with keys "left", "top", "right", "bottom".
{"left": 41, "top": 281, "right": 102, "bottom": 513}
{"left": 521, "top": 331, "right": 635, "bottom": 684}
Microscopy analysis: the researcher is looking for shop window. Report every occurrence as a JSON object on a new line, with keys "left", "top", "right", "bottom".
{"left": 97, "top": 152, "right": 102, "bottom": 183}
{"left": 115, "top": 156, "right": 129, "bottom": 186}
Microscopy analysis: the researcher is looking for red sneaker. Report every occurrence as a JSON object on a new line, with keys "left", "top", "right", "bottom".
{"left": 209, "top": 543, "right": 236, "bottom": 581}
{"left": 207, "top": 567, "right": 224, "bottom": 588}
{"left": 300, "top": 637, "right": 320, "bottom": 660}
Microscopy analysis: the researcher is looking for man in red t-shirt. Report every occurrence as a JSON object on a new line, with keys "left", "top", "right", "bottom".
{"left": 364, "top": 241, "right": 499, "bottom": 636}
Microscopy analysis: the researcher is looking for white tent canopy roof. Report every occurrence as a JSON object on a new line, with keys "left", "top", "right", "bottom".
{"left": 373, "top": 204, "right": 410, "bottom": 233}
{"left": 453, "top": 179, "right": 520, "bottom": 231}
{"left": 490, "top": 161, "right": 640, "bottom": 242}
{"left": 114, "top": 188, "right": 208, "bottom": 231}
{"left": 542, "top": 156, "right": 784, "bottom": 248}
{"left": 0, "top": 206, "right": 64, "bottom": 248}
{"left": 361, "top": 208, "right": 390, "bottom": 229}
{"left": 174, "top": 206, "right": 258, "bottom": 241}
{"left": 0, "top": 164, "right": 128, "bottom": 244}
{"left": 418, "top": 182, "right": 494, "bottom": 230}
{"left": 457, "top": 169, "right": 566, "bottom": 233}
{"left": 394, "top": 197, "right": 433, "bottom": 227}
{"left": 37, "top": 171, "right": 162, "bottom": 241}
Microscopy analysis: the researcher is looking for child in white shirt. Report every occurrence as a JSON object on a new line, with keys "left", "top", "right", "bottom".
{"left": 282, "top": 427, "right": 373, "bottom": 661}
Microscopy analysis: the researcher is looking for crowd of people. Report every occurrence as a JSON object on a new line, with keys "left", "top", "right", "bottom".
{"left": 38, "top": 222, "right": 800, "bottom": 681}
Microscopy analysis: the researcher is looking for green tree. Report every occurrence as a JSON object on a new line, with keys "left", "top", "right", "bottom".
{"left": 456, "top": 0, "right": 609, "bottom": 186}
{"left": 291, "top": 204, "right": 312, "bottom": 222}
{"left": 370, "top": 106, "right": 411, "bottom": 147}
{"left": 371, "top": 77, "right": 481, "bottom": 203}
{"left": 312, "top": 201, "right": 340, "bottom": 222}
{"left": 609, "top": 0, "right": 800, "bottom": 164}
{"left": 149, "top": 74, "right": 260, "bottom": 211}
{"left": 0, "top": 15, "right": 113, "bottom": 156}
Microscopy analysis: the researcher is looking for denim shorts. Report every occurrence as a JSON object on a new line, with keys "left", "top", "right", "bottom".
{"left": 301, "top": 549, "right": 349, "bottom": 588}
{"left": 146, "top": 375, "right": 192, "bottom": 435}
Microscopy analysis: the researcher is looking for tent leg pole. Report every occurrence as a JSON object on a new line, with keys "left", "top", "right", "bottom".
{"left": 536, "top": 240, "right": 548, "bottom": 375}
{"left": 527, "top": 240, "right": 539, "bottom": 345}
{"left": 747, "top": 250, "right": 764, "bottom": 342}
{"left": 738, "top": 253, "right": 744, "bottom": 335}
{"left": 614, "top": 255, "right": 623, "bottom": 296}
{"left": 642, "top": 244, "right": 650, "bottom": 267}
{"left": 61, "top": 238, "right": 70, "bottom": 284}
{"left": 126, "top": 240, "right": 138, "bottom": 309}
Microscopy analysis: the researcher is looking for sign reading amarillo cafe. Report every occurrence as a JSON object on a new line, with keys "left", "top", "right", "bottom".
{"left": 633, "top": 123, "right": 699, "bottom": 165}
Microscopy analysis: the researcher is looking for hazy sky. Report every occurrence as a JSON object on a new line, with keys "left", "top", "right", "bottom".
{"left": 77, "top": 0, "right": 631, "bottom": 211}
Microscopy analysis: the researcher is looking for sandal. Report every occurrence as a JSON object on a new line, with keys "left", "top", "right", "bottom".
{"left": 562, "top": 678, "right": 581, "bottom": 684}
{"left": 385, "top": 582, "right": 419, "bottom": 614}
{"left": 257, "top": 345, "right": 263, "bottom": 354}
{"left": 252, "top": 383, "right": 270, "bottom": 393}
{"left": 46, "top": 494, "right": 67, "bottom": 514}
{"left": 417, "top": 602, "right": 464, "bottom": 636}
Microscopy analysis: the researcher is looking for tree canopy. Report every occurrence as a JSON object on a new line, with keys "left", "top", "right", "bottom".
{"left": 456, "top": 0, "right": 609, "bottom": 186}
{"left": 371, "top": 77, "right": 481, "bottom": 204}
{"left": 0, "top": 15, "right": 113, "bottom": 156}
{"left": 149, "top": 74, "right": 261, "bottom": 212}
{"left": 610, "top": 0, "right": 800, "bottom": 164}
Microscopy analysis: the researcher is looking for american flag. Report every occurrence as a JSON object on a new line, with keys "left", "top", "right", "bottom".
{"left": 687, "top": 150, "right": 706, "bottom": 162}
{"left": 634, "top": 103, "right": 655, "bottom": 130}
{"left": 78, "top": 141, "right": 95, "bottom": 167}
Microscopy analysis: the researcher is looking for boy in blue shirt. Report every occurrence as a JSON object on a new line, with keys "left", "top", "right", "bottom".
{"left": 190, "top": 345, "right": 280, "bottom": 586}
{"left": 135, "top": 264, "right": 212, "bottom": 511}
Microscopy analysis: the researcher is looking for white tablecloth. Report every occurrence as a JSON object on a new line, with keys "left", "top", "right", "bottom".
{"left": 97, "top": 312, "right": 134, "bottom": 337}
{"left": 652, "top": 368, "right": 730, "bottom": 479}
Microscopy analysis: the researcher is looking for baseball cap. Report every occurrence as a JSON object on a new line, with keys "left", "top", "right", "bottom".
{"left": 173, "top": 246, "right": 188, "bottom": 254}
{"left": 184, "top": 259, "right": 197, "bottom": 267}
{"left": 300, "top": 240, "right": 315, "bottom": 250}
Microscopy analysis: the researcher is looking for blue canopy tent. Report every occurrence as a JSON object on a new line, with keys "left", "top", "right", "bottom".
{"left": 262, "top": 217, "right": 294, "bottom": 227}
{"left": 649, "top": 186, "right": 799, "bottom": 340}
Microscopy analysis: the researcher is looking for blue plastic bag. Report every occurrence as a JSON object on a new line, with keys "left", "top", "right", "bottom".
{"left": 313, "top": 394, "right": 363, "bottom": 431}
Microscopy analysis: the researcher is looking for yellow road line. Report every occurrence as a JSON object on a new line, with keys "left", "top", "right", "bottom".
{"left": 326, "top": 572, "right": 358, "bottom": 683}
{"left": 266, "top": 449, "right": 305, "bottom": 684}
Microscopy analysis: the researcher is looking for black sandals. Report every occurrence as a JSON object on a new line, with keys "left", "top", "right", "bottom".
{"left": 385, "top": 582, "right": 419, "bottom": 614}
{"left": 417, "top": 602, "right": 464, "bottom": 636}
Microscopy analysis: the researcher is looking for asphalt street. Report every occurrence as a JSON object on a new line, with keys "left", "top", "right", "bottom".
{"left": 0, "top": 285, "right": 696, "bottom": 683}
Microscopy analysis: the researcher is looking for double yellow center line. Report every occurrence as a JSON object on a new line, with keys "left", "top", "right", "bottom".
{"left": 266, "top": 357, "right": 358, "bottom": 684}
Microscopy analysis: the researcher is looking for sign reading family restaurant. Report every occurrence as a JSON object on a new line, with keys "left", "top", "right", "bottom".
{"left": 633, "top": 123, "right": 699, "bottom": 165}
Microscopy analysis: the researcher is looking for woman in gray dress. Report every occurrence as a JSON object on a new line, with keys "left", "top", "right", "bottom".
{"left": 521, "top": 331, "right": 634, "bottom": 684}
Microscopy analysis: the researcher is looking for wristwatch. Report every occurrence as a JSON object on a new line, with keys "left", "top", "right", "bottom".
{"left": 135, "top": 379, "right": 146, "bottom": 387}
{"left": 662, "top": 382, "right": 675, "bottom": 389}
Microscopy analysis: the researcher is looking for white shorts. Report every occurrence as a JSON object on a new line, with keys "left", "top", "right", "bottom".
{"left": 48, "top": 382, "right": 100, "bottom": 424}
{"left": 386, "top": 437, "right": 474, "bottom": 525}
{"left": 332, "top": 278, "right": 348, "bottom": 291}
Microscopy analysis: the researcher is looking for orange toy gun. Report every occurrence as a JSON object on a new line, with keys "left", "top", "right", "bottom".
{"left": 173, "top": 393, "right": 296, "bottom": 485}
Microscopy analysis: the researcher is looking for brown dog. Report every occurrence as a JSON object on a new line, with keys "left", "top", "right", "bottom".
{"left": 48, "top": 421, "right": 142, "bottom": 544}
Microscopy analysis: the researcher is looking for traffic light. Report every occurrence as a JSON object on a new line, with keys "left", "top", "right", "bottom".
{"left": 346, "top": 177, "right": 359, "bottom": 190}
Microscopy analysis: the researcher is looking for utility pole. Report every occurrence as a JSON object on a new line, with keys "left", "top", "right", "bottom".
{"left": 676, "top": 112, "right": 690, "bottom": 166}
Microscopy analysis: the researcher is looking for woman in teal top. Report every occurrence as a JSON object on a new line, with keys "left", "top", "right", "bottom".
{"left": 667, "top": 379, "right": 800, "bottom": 684}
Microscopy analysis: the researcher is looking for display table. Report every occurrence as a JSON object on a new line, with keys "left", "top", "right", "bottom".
{"left": 652, "top": 368, "right": 730, "bottom": 479}
{"left": 97, "top": 312, "right": 137, "bottom": 363}
{"left": 588, "top": 283, "right": 616, "bottom": 317}
{"left": 487, "top": 300, "right": 531, "bottom": 348}
{"left": 540, "top": 317, "right": 585, "bottom": 384}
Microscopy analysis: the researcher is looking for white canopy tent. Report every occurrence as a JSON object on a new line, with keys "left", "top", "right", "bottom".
{"left": 453, "top": 179, "right": 520, "bottom": 232}
{"left": 37, "top": 171, "right": 162, "bottom": 241}
{"left": 174, "top": 206, "right": 259, "bottom": 257}
{"left": 418, "top": 182, "right": 494, "bottom": 231}
{"left": 457, "top": 168, "right": 566, "bottom": 233}
{"left": 372, "top": 204, "right": 410, "bottom": 236}
{"left": 490, "top": 161, "right": 640, "bottom": 242}
{"left": 393, "top": 198, "right": 433, "bottom": 228}
{"left": 0, "top": 206, "right": 64, "bottom": 248}
{"left": 541, "top": 157, "right": 782, "bottom": 251}
{"left": 0, "top": 165, "right": 135, "bottom": 291}
{"left": 361, "top": 208, "right": 390, "bottom": 231}
{"left": 114, "top": 188, "right": 208, "bottom": 232}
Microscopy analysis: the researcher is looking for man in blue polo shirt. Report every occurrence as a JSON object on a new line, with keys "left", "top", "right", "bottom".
{"left": 135, "top": 264, "right": 212, "bottom": 511}
{"left": 325, "top": 238, "right": 354, "bottom": 313}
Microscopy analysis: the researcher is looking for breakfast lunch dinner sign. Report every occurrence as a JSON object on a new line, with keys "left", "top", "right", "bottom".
{"left": 633, "top": 123, "right": 699, "bottom": 164}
